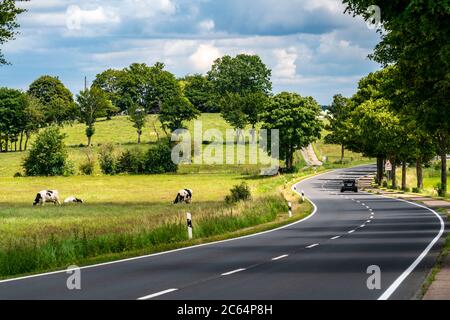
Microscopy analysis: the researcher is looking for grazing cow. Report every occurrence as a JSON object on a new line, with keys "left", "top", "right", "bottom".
{"left": 174, "top": 189, "right": 193, "bottom": 204}
{"left": 33, "top": 190, "right": 61, "bottom": 206}
{"left": 64, "top": 196, "right": 84, "bottom": 204}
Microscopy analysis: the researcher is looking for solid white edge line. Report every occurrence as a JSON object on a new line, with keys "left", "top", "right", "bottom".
{"left": 272, "top": 255, "right": 289, "bottom": 261}
{"left": 0, "top": 168, "right": 332, "bottom": 285}
{"left": 378, "top": 197, "right": 445, "bottom": 301}
{"left": 138, "top": 288, "right": 178, "bottom": 300}
{"left": 221, "top": 268, "right": 246, "bottom": 276}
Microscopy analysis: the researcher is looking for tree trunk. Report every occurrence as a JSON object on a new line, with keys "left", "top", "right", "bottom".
{"left": 5, "top": 136, "right": 8, "bottom": 152}
{"left": 24, "top": 133, "right": 30, "bottom": 151}
{"left": 401, "top": 161, "right": 407, "bottom": 191}
{"left": 137, "top": 130, "right": 142, "bottom": 144}
{"left": 87, "top": 135, "right": 92, "bottom": 147}
{"left": 14, "top": 140, "right": 17, "bottom": 152}
{"left": 376, "top": 157, "right": 384, "bottom": 185}
{"left": 416, "top": 158, "right": 423, "bottom": 190}
{"left": 19, "top": 131, "right": 23, "bottom": 151}
{"left": 441, "top": 151, "right": 447, "bottom": 197}
{"left": 391, "top": 159, "right": 397, "bottom": 189}
{"left": 341, "top": 145, "right": 345, "bottom": 164}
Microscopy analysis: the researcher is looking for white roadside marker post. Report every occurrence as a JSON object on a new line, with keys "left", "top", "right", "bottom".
{"left": 288, "top": 202, "right": 292, "bottom": 218}
{"left": 301, "top": 190, "right": 305, "bottom": 203}
{"left": 187, "top": 212, "right": 193, "bottom": 240}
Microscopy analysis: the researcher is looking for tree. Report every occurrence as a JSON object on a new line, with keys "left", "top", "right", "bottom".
{"left": 183, "top": 74, "right": 219, "bottom": 113}
{"left": 28, "top": 76, "right": 77, "bottom": 126}
{"left": 0, "top": 0, "right": 26, "bottom": 65}
{"left": 208, "top": 54, "right": 272, "bottom": 133}
{"left": 159, "top": 95, "right": 200, "bottom": 134}
{"left": 261, "top": 92, "right": 323, "bottom": 170}
{"left": 23, "top": 126, "right": 72, "bottom": 176}
{"left": 118, "top": 63, "right": 181, "bottom": 142}
{"left": 22, "top": 94, "right": 45, "bottom": 151}
{"left": 92, "top": 69, "right": 124, "bottom": 116}
{"left": 128, "top": 103, "right": 147, "bottom": 144}
{"left": 325, "top": 94, "right": 353, "bottom": 163}
{"left": 0, "top": 88, "right": 25, "bottom": 152}
{"left": 76, "top": 87, "right": 117, "bottom": 146}
{"left": 344, "top": 0, "right": 450, "bottom": 194}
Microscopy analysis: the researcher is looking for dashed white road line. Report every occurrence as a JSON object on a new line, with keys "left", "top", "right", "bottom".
{"left": 272, "top": 255, "right": 289, "bottom": 261}
{"left": 138, "top": 288, "right": 178, "bottom": 300}
{"left": 306, "top": 244, "right": 319, "bottom": 249}
{"left": 348, "top": 230, "right": 355, "bottom": 234}
{"left": 360, "top": 224, "right": 366, "bottom": 228}
{"left": 221, "top": 268, "right": 246, "bottom": 276}
{"left": 330, "top": 236, "right": 341, "bottom": 240}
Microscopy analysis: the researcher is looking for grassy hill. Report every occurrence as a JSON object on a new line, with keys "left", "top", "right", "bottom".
{"left": 0, "top": 113, "right": 370, "bottom": 177}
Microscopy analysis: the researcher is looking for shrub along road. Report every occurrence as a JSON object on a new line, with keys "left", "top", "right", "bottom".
{"left": 0, "top": 165, "right": 445, "bottom": 300}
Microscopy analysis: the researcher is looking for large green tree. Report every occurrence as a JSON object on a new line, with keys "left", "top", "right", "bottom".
{"left": 0, "top": 0, "right": 27, "bottom": 65}
{"left": 92, "top": 69, "right": 124, "bottom": 116}
{"left": 28, "top": 76, "right": 77, "bottom": 126}
{"left": 261, "top": 92, "right": 323, "bottom": 170}
{"left": 344, "top": 0, "right": 450, "bottom": 194}
{"left": 325, "top": 94, "right": 353, "bottom": 163}
{"left": 76, "top": 87, "right": 117, "bottom": 146}
{"left": 208, "top": 54, "right": 272, "bottom": 133}
{"left": 182, "top": 74, "right": 219, "bottom": 113}
{"left": 159, "top": 95, "right": 200, "bottom": 135}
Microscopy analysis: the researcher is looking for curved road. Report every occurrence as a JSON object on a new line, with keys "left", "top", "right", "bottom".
{"left": 0, "top": 165, "right": 446, "bottom": 300}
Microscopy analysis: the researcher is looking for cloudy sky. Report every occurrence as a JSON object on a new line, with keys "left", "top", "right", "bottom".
{"left": 0, "top": 0, "right": 381, "bottom": 105}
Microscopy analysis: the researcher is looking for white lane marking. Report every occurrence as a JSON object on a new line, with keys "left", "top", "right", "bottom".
{"left": 330, "top": 236, "right": 341, "bottom": 240}
{"left": 221, "top": 268, "right": 246, "bottom": 276}
{"left": 360, "top": 224, "right": 366, "bottom": 228}
{"left": 362, "top": 203, "right": 366, "bottom": 206}
{"left": 366, "top": 220, "right": 371, "bottom": 223}
{"left": 306, "top": 244, "right": 319, "bottom": 249}
{"left": 138, "top": 288, "right": 178, "bottom": 300}
{"left": 378, "top": 198, "right": 445, "bottom": 301}
{"left": 357, "top": 201, "right": 361, "bottom": 203}
{"left": 348, "top": 230, "right": 355, "bottom": 234}
{"left": 369, "top": 209, "right": 374, "bottom": 212}
{"left": 0, "top": 170, "right": 332, "bottom": 285}
{"left": 272, "top": 255, "right": 289, "bottom": 261}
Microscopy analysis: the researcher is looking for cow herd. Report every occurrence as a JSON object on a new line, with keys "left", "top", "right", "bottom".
{"left": 32, "top": 189, "right": 193, "bottom": 206}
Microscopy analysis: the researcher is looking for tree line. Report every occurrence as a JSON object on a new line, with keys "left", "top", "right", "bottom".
{"left": 327, "top": 0, "right": 450, "bottom": 196}
{"left": 1, "top": 53, "right": 323, "bottom": 172}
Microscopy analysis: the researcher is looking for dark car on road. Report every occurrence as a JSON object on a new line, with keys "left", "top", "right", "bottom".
{"left": 341, "top": 179, "right": 358, "bottom": 193}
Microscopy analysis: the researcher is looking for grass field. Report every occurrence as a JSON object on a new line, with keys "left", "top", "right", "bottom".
{"left": 394, "top": 165, "right": 450, "bottom": 199}
{"left": 0, "top": 171, "right": 316, "bottom": 278}
{"left": 0, "top": 113, "right": 370, "bottom": 277}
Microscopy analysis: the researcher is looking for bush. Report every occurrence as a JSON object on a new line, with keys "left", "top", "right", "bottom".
{"left": 13, "top": 172, "right": 23, "bottom": 178}
{"left": 382, "top": 181, "right": 388, "bottom": 188}
{"left": 225, "top": 182, "right": 252, "bottom": 204}
{"left": 23, "top": 127, "right": 72, "bottom": 176}
{"left": 79, "top": 149, "right": 96, "bottom": 175}
{"left": 143, "top": 140, "right": 178, "bottom": 174}
{"left": 117, "top": 148, "right": 145, "bottom": 174}
{"left": 412, "top": 187, "right": 422, "bottom": 193}
{"left": 98, "top": 143, "right": 118, "bottom": 175}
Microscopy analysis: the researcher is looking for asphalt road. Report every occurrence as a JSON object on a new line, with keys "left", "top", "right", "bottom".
{"left": 0, "top": 165, "right": 445, "bottom": 300}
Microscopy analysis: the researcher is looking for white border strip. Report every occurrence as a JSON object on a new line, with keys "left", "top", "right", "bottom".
{"left": 378, "top": 196, "right": 445, "bottom": 300}
{"left": 0, "top": 169, "right": 327, "bottom": 284}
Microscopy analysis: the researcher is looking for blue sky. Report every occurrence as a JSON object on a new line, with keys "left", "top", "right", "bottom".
{"left": 0, "top": 0, "right": 381, "bottom": 105}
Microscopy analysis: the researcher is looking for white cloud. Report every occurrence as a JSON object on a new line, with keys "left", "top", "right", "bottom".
{"left": 120, "top": 0, "right": 176, "bottom": 18}
{"left": 189, "top": 44, "right": 222, "bottom": 72}
{"left": 198, "top": 19, "right": 215, "bottom": 33}
{"left": 272, "top": 48, "right": 298, "bottom": 79}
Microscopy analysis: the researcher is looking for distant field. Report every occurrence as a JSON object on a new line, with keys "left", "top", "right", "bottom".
{"left": 0, "top": 114, "right": 370, "bottom": 177}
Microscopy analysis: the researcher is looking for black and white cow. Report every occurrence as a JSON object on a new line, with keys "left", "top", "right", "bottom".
{"left": 33, "top": 190, "right": 61, "bottom": 206}
{"left": 64, "top": 196, "right": 84, "bottom": 204}
{"left": 174, "top": 189, "right": 193, "bottom": 204}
